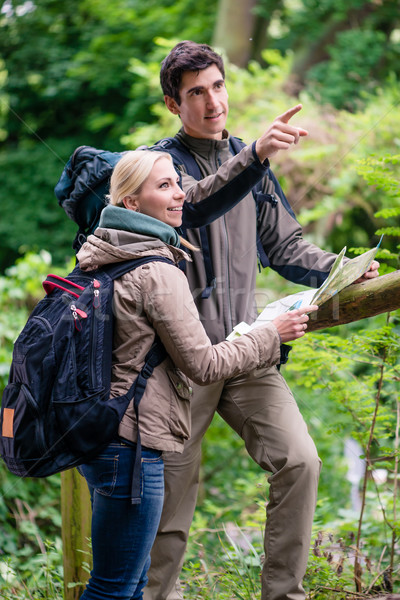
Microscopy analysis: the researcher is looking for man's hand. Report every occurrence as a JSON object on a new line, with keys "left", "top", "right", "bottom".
{"left": 255, "top": 104, "right": 308, "bottom": 163}
{"left": 353, "top": 260, "right": 380, "bottom": 284}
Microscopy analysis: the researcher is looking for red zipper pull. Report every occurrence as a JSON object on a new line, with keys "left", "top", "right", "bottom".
{"left": 70, "top": 304, "right": 84, "bottom": 331}
{"left": 93, "top": 280, "right": 100, "bottom": 308}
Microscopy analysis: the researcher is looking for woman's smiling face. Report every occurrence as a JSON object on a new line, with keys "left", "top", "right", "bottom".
{"left": 133, "top": 157, "right": 186, "bottom": 228}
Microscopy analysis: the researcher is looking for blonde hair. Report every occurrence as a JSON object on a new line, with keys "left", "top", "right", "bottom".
{"left": 108, "top": 150, "right": 172, "bottom": 208}
{"left": 108, "top": 149, "right": 198, "bottom": 252}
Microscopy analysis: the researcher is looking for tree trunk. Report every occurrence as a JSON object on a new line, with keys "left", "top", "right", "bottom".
{"left": 61, "top": 470, "right": 92, "bottom": 600}
{"left": 250, "top": 0, "right": 283, "bottom": 65}
{"left": 212, "top": 0, "right": 258, "bottom": 67}
{"left": 212, "top": 0, "right": 286, "bottom": 68}
{"left": 307, "top": 271, "right": 400, "bottom": 332}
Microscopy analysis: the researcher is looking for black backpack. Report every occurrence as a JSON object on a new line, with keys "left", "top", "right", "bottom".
{"left": 0, "top": 255, "right": 173, "bottom": 504}
{"left": 54, "top": 145, "right": 125, "bottom": 253}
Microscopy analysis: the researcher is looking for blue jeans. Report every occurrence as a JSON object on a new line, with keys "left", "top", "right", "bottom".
{"left": 79, "top": 441, "right": 164, "bottom": 600}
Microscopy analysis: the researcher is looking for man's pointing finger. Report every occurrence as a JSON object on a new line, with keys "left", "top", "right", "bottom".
{"left": 277, "top": 104, "right": 303, "bottom": 124}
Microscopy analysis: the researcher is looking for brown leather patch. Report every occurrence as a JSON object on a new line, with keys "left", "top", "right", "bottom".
{"left": 2, "top": 408, "right": 14, "bottom": 438}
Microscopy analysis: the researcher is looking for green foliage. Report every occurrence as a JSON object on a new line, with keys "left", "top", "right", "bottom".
{"left": 0, "top": 541, "right": 64, "bottom": 599}
{"left": 287, "top": 319, "right": 400, "bottom": 593}
{"left": 0, "top": 466, "right": 63, "bottom": 598}
{"left": 291, "top": 85, "right": 400, "bottom": 260}
{"left": 0, "top": 1, "right": 215, "bottom": 271}
{"left": 269, "top": 0, "right": 400, "bottom": 110}
{"left": 306, "top": 29, "right": 387, "bottom": 111}
{"left": 0, "top": 0, "right": 216, "bottom": 146}
{"left": 0, "top": 139, "right": 79, "bottom": 270}
{"left": 356, "top": 154, "right": 400, "bottom": 258}
{"left": 1, "top": 250, "right": 47, "bottom": 387}
{"left": 287, "top": 323, "right": 399, "bottom": 447}
{"left": 181, "top": 522, "right": 264, "bottom": 599}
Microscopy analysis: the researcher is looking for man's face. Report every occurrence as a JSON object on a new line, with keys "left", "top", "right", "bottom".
{"left": 165, "top": 64, "right": 229, "bottom": 140}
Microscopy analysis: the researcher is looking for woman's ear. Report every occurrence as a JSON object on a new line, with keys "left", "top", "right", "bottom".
{"left": 122, "top": 195, "right": 140, "bottom": 212}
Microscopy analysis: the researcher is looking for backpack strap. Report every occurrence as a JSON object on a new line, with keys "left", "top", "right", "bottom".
{"left": 42, "top": 256, "right": 170, "bottom": 297}
{"left": 153, "top": 137, "right": 217, "bottom": 297}
{"left": 123, "top": 336, "right": 167, "bottom": 504}
{"left": 152, "top": 137, "right": 202, "bottom": 180}
{"left": 199, "top": 227, "right": 216, "bottom": 298}
{"left": 101, "top": 255, "right": 171, "bottom": 280}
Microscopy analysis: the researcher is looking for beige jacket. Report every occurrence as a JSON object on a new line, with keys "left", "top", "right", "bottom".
{"left": 77, "top": 228, "right": 281, "bottom": 453}
{"left": 170, "top": 129, "right": 338, "bottom": 343}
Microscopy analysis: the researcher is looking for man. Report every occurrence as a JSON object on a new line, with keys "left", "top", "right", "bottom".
{"left": 144, "top": 41, "right": 379, "bottom": 600}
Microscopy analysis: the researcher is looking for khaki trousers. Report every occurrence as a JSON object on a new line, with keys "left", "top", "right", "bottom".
{"left": 143, "top": 366, "right": 321, "bottom": 600}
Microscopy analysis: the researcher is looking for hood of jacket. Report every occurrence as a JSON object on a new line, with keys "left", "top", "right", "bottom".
{"left": 77, "top": 228, "right": 188, "bottom": 272}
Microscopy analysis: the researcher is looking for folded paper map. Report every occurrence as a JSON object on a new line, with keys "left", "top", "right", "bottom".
{"left": 227, "top": 238, "right": 382, "bottom": 340}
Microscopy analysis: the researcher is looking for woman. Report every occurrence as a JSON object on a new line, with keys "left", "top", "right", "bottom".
{"left": 77, "top": 150, "right": 316, "bottom": 600}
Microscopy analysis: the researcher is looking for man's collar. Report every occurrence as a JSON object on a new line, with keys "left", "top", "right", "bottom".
{"left": 176, "top": 128, "right": 231, "bottom": 152}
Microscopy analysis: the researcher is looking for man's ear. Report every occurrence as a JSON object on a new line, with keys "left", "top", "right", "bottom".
{"left": 164, "top": 95, "right": 180, "bottom": 115}
{"left": 122, "top": 195, "right": 140, "bottom": 212}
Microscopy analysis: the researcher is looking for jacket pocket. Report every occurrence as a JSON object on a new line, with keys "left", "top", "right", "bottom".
{"left": 167, "top": 368, "right": 193, "bottom": 440}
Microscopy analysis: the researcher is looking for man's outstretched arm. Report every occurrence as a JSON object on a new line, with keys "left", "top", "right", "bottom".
{"left": 181, "top": 105, "right": 308, "bottom": 228}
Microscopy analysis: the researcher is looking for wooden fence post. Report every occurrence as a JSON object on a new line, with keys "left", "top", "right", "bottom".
{"left": 61, "top": 469, "right": 92, "bottom": 600}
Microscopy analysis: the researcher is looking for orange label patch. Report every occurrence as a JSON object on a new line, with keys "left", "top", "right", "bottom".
{"left": 2, "top": 408, "right": 14, "bottom": 438}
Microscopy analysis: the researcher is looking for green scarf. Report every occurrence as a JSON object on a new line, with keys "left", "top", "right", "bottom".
{"left": 99, "top": 204, "right": 180, "bottom": 247}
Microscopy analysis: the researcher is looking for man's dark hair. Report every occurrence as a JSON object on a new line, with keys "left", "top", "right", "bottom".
{"left": 160, "top": 41, "right": 225, "bottom": 105}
